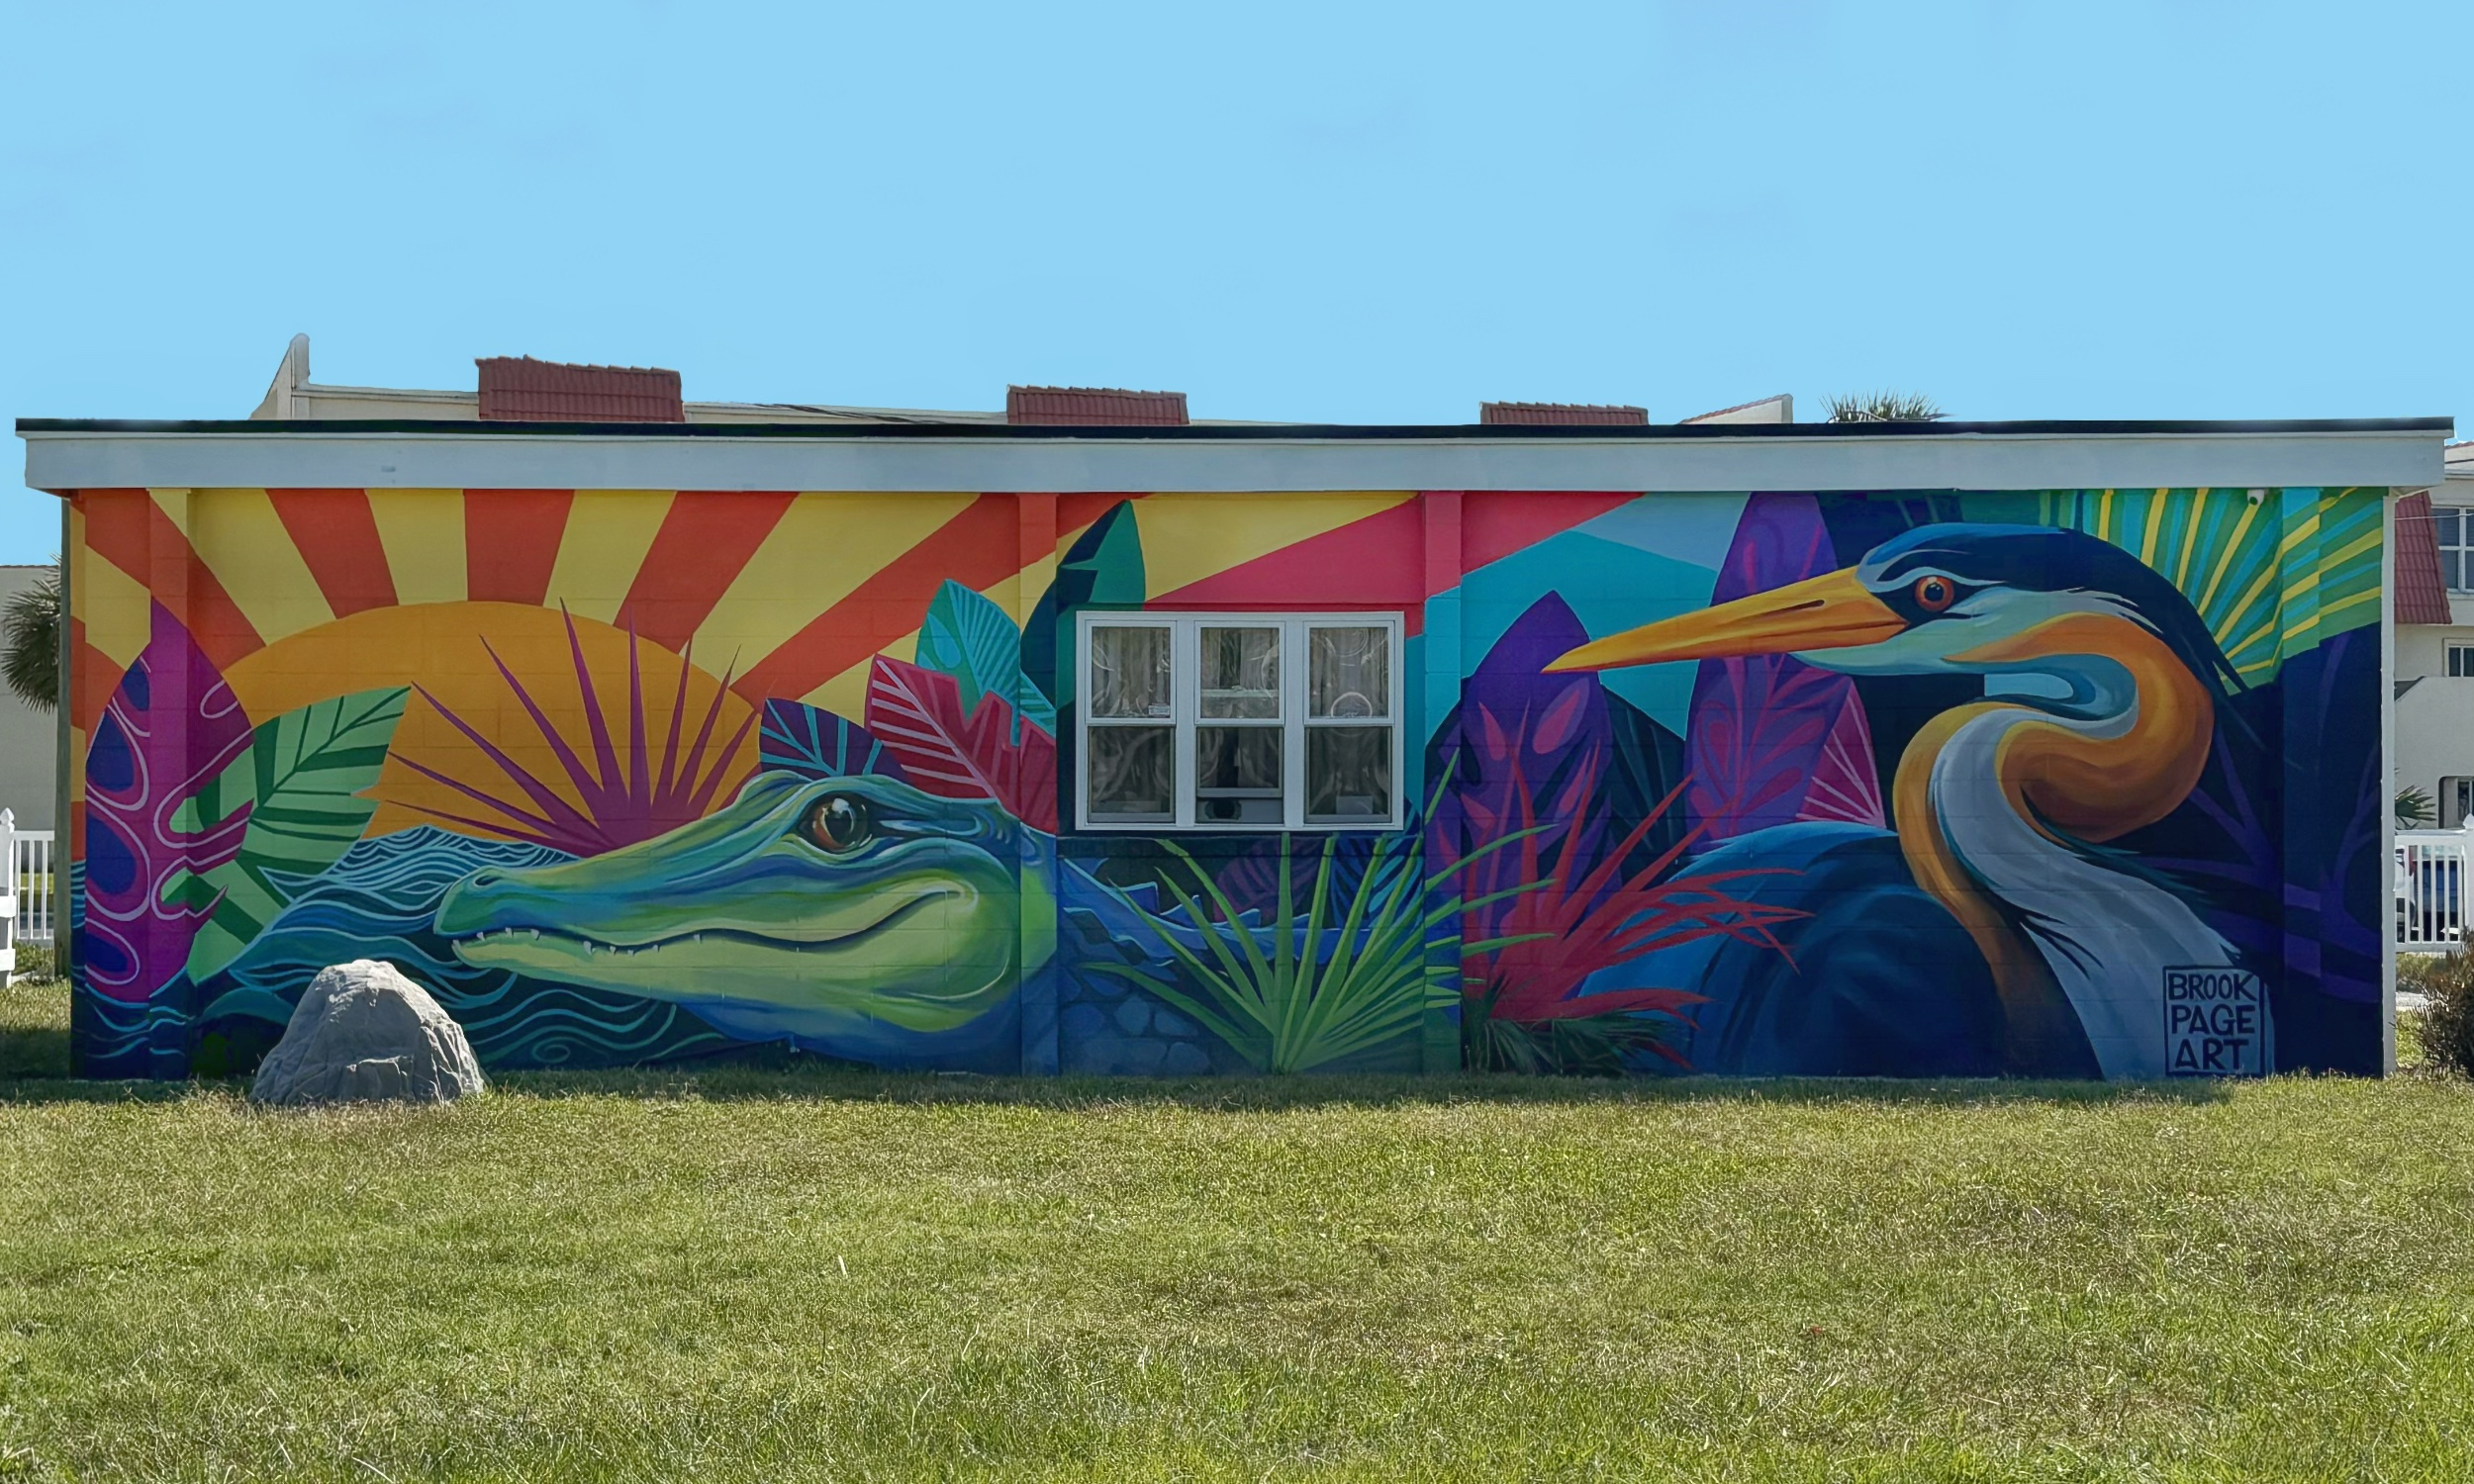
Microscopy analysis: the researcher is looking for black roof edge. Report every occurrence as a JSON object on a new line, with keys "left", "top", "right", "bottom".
{"left": 12, "top": 416, "right": 2459, "bottom": 439}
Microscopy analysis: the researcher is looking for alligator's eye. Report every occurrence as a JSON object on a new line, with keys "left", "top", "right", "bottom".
{"left": 803, "top": 793, "right": 871, "bottom": 854}
{"left": 1912, "top": 575, "right": 1957, "bottom": 613}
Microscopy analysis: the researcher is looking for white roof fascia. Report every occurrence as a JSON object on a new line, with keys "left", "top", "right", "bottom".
{"left": 20, "top": 426, "right": 2447, "bottom": 497}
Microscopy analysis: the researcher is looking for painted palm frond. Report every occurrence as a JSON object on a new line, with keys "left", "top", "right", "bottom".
{"left": 396, "top": 607, "right": 756, "bottom": 856}
{"left": 2025, "top": 487, "right": 2383, "bottom": 681}
{"left": 1095, "top": 773, "right": 1550, "bottom": 1074}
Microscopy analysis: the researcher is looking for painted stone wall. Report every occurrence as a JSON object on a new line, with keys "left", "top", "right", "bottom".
{"left": 62, "top": 484, "right": 2386, "bottom": 1080}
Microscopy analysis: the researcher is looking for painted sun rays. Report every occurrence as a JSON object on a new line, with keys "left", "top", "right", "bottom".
{"left": 397, "top": 606, "right": 756, "bottom": 857}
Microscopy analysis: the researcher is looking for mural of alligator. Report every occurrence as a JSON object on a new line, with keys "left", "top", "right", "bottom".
{"left": 433, "top": 772, "right": 1063, "bottom": 1069}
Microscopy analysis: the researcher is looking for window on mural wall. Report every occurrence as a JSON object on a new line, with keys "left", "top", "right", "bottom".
{"left": 2438, "top": 507, "right": 2474, "bottom": 593}
{"left": 1077, "top": 613, "right": 1403, "bottom": 831}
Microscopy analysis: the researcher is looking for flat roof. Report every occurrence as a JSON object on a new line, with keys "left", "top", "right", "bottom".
{"left": 19, "top": 416, "right": 2452, "bottom": 495}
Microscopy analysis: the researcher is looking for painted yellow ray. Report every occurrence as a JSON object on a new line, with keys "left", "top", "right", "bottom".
{"left": 1134, "top": 492, "right": 1415, "bottom": 599}
{"left": 799, "top": 571, "right": 1027, "bottom": 721}
{"left": 367, "top": 490, "right": 469, "bottom": 604}
{"left": 79, "top": 548, "right": 152, "bottom": 672}
{"left": 692, "top": 492, "right": 977, "bottom": 670}
{"left": 542, "top": 490, "right": 675, "bottom": 623}
{"left": 162, "top": 488, "right": 333, "bottom": 643}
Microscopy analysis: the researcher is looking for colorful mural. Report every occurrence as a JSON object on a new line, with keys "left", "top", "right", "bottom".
{"left": 62, "top": 483, "right": 2386, "bottom": 1079}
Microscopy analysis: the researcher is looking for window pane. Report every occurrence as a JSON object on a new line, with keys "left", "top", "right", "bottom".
{"left": 1088, "top": 726, "right": 1174, "bottom": 820}
{"left": 1091, "top": 626, "right": 1173, "bottom": 719}
{"left": 2449, "top": 552, "right": 2465, "bottom": 594}
{"left": 1199, "top": 626, "right": 1281, "bottom": 719}
{"left": 1306, "top": 727, "right": 1391, "bottom": 823}
{"left": 2441, "top": 510, "right": 2463, "bottom": 546}
{"left": 1309, "top": 626, "right": 1390, "bottom": 719}
{"left": 1195, "top": 726, "right": 1284, "bottom": 825}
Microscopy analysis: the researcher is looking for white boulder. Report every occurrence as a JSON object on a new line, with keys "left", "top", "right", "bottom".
{"left": 250, "top": 960, "right": 485, "bottom": 1106}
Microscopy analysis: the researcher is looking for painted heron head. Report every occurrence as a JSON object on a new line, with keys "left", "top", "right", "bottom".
{"left": 1549, "top": 523, "right": 2241, "bottom": 702}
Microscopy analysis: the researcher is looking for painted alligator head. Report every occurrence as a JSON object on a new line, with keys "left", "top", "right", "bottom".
{"left": 432, "top": 772, "right": 1051, "bottom": 1043}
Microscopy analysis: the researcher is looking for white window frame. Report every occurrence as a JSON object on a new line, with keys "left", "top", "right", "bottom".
{"left": 2439, "top": 506, "right": 2474, "bottom": 595}
{"left": 2450, "top": 641, "right": 2474, "bottom": 679}
{"left": 1076, "top": 611, "right": 1406, "bottom": 832}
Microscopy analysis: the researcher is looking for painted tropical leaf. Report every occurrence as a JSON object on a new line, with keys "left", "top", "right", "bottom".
{"left": 758, "top": 698, "right": 908, "bottom": 783}
{"left": 81, "top": 602, "right": 255, "bottom": 1004}
{"left": 916, "top": 578, "right": 1057, "bottom": 738}
{"left": 864, "top": 654, "right": 1059, "bottom": 832}
{"left": 1023, "top": 499, "right": 1145, "bottom": 713}
{"left": 2014, "top": 486, "right": 2383, "bottom": 682}
{"left": 1685, "top": 493, "right": 1884, "bottom": 840}
{"left": 1436, "top": 595, "right": 1610, "bottom": 942}
{"left": 165, "top": 687, "right": 411, "bottom": 984}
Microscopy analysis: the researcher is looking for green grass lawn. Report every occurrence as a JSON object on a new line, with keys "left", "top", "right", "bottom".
{"left": 3, "top": 977, "right": 2471, "bottom": 1482}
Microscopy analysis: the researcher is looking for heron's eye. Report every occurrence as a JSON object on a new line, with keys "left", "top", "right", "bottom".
{"left": 1912, "top": 575, "right": 1957, "bottom": 613}
{"left": 803, "top": 793, "right": 871, "bottom": 854}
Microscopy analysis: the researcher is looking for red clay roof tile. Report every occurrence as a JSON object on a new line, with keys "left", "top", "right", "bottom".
{"left": 1005, "top": 386, "right": 1189, "bottom": 426}
{"left": 478, "top": 357, "right": 684, "bottom": 422}
{"left": 2395, "top": 490, "right": 2454, "bottom": 624}
{"left": 1479, "top": 402, "right": 1649, "bottom": 426}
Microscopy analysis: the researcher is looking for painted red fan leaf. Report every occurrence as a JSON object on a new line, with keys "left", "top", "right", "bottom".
{"left": 864, "top": 655, "right": 1059, "bottom": 832}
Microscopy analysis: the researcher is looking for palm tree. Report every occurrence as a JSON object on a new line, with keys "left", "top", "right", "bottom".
{"left": 2398, "top": 786, "right": 2438, "bottom": 830}
{"left": 3, "top": 559, "right": 59, "bottom": 712}
{"left": 1826, "top": 392, "right": 1945, "bottom": 422}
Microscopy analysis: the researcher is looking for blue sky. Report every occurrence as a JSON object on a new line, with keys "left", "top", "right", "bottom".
{"left": 3, "top": 1, "right": 2463, "bottom": 562}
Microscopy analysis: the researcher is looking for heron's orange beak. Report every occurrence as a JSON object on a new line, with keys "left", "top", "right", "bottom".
{"left": 1547, "top": 567, "right": 1908, "bottom": 672}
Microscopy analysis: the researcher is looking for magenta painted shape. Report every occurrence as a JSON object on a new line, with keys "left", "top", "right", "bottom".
{"left": 82, "top": 603, "right": 254, "bottom": 1003}
{"left": 1684, "top": 494, "right": 1885, "bottom": 840}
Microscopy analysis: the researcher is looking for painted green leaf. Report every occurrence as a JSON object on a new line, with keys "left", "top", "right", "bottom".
{"left": 1023, "top": 499, "right": 1145, "bottom": 713}
{"left": 165, "top": 686, "right": 410, "bottom": 983}
{"left": 915, "top": 578, "right": 1056, "bottom": 737}
{"left": 1992, "top": 487, "right": 2386, "bottom": 684}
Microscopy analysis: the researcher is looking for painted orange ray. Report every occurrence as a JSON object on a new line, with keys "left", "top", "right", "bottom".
{"left": 268, "top": 489, "right": 398, "bottom": 616}
{"left": 465, "top": 489, "right": 575, "bottom": 605}
{"left": 733, "top": 494, "right": 1022, "bottom": 702}
{"left": 79, "top": 489, "right": 263, "bottom": 674}
{"left": 616, "top": 491, "right": 799, "bottom": 652}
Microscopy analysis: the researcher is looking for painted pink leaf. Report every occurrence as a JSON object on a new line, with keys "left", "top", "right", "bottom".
{"left": 82, "top": 603, "right": 254, "bottom": 1003}
{"left": 864, "top": 655, "right": 1059, "bottom": 833}
{"left": 1685, "top": 493, "right": 1886, "bottom": 839}
{"left": 1798, "top": 686, "right": 1887, "bottom": 826}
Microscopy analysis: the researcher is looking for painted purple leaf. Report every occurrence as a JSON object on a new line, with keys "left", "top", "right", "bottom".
{"left": 759, "top": 698, "right": 908, "bottom": 784}
{"left": 82, "top": 602, "right": 254, "bottom": 1003}
{"left": 1685, "top": 493, "right": 1885, "bottom": 840}
{"left": 1435, "top": 594, "right": 1611, "bottom": 941}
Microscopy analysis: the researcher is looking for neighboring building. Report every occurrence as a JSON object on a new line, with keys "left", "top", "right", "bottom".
{"left": 16, "top": 350, "right": 2446, "bottom": 1082}
{"left": 0, "top": 564, "right": 55, "bottom": 830}
{"left": 2391, "top": 442, "right": 2474, "bottom": 822}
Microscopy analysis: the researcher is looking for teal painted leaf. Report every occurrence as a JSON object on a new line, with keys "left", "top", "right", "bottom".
{"left": 166, "top": 686, "right": 411, "bottom": 983}
{"left": 1024, "top": 499, "right": 1145, "bottom": 713}
{"left": 915, "top": 579, "right": 1056, "bottom": 738}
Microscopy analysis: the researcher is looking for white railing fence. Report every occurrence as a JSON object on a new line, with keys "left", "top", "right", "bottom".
{"left": 2, "top": 809, "right": 56, "bottom": 989}
{"left": 2398, "top": 825, "right": 2474, "bottom": 953}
